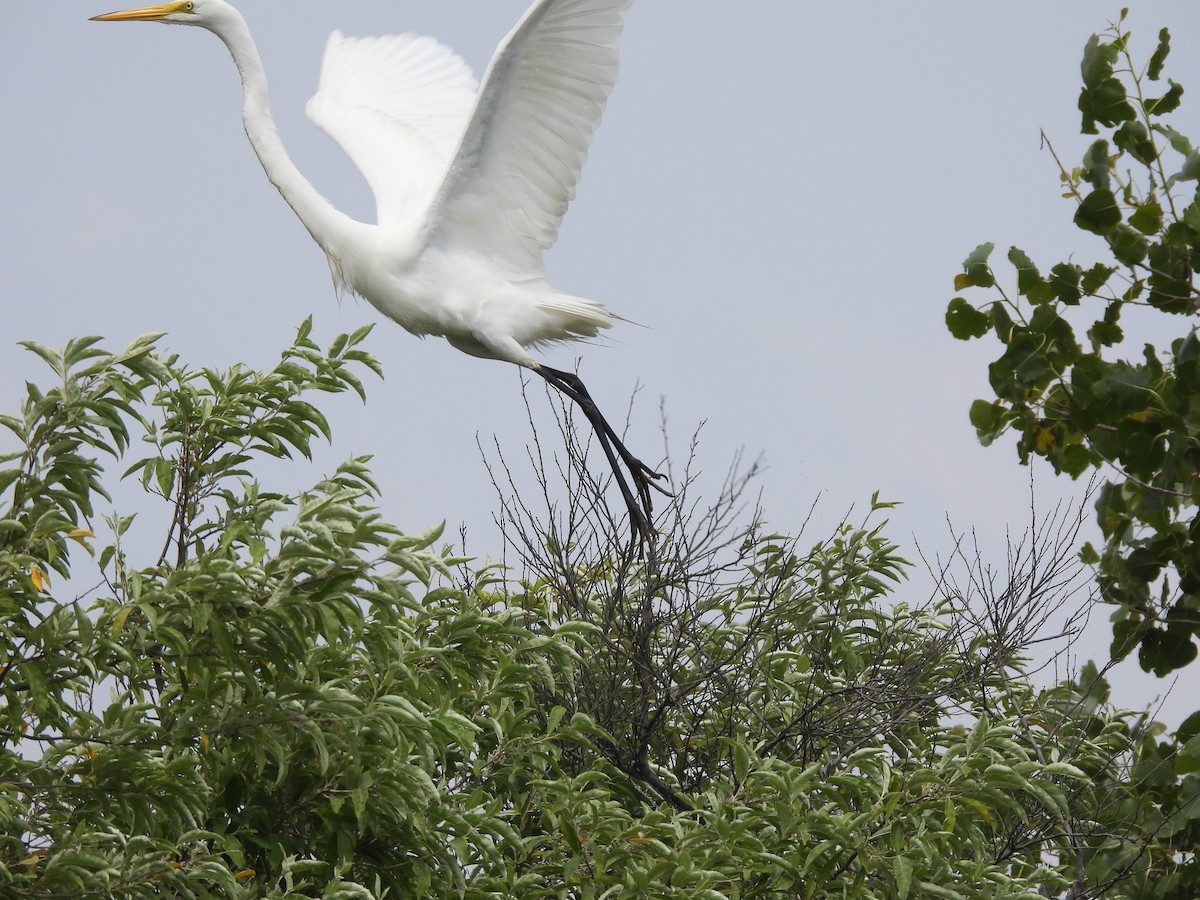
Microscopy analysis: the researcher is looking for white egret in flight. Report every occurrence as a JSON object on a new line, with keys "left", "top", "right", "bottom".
{"left": 91, "top": 0, "right": 668, "bottom": 543}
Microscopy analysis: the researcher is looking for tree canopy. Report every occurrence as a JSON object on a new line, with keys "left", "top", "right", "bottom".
{"left": 948, "top": 13, "right": 1200, "bottom": 896}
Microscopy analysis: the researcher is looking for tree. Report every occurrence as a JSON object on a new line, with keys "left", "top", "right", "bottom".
{"left": 0, "top": 325, "right": 581, "bottom": 896}
{"left": 0, "top": 321, "right": 1184, "bottom": 898}
{"left": 947, "top": 13, "right": 1200, "bottom": 896}
{"left": 947, "top": 14, "right": 1199, "bottom": 678}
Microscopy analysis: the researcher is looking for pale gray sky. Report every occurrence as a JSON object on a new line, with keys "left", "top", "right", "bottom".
{"left": 3, "top": 3, "right": 1199, "bottom": 720}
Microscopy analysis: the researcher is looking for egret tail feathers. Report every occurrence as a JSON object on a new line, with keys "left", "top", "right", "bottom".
{"left": 538, "top": 294, "right": 613, "bottom": 340}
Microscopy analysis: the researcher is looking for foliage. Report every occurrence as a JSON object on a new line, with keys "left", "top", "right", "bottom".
{"left": 0, "top": 322, "right": 1188, "bottom": 897}
{"left": 508, "top": 506, "right": 1126, "bottom": 895}
{"left": 946, "top": 13, "right": 1200, "bottom": 896}
{"left": 946, "top": 14, "right": 1200, "bottom": 680}
{"left": 493, "top": 403, "right": 1200, "bottom": 898}
{"left": 0, "top": 323, "right": 588, "bottom": 897}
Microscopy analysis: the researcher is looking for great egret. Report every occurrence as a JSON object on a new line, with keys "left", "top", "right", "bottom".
{"left": 90, "top": 0, "right": 668, "bottom": 543}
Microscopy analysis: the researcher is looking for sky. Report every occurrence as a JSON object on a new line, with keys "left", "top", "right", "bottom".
{"left": 3, "top": 2, "right": 1199, "bottom": 722}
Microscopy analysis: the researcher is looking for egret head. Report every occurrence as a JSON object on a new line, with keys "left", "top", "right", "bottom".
{"left": 90, "top": 0, "right": 232, "bottom": 28}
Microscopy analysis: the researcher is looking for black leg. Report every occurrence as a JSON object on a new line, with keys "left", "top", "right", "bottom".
{"left": 536, "top": 365, "right": 671, "bottom": 546}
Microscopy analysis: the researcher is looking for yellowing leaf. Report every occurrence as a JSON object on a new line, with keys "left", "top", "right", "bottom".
{"left": 200, "top": 732, "right": 211, "bottom": 751}
{"left": 1035, "top": 427, "right": 1057, "bottom": 453}
{"left": 1128, "top": 408, "right": 1155, "bottom": 423}
{"left": 19, "top": 851, "right": 45, "bottom": 872}
{"left": 628, "top": 836, "right": 657, "bottom": 845}
{"left": 30, "top": 563, "right": 49, "bottom": 591}
{"left": 235, "top": 869, "right": 257, "bottom": 881}
{"left": 67, "top": 528, "right": 95, "bottom": 543}
{"left": 954, "top": 273, "right": 973, "bottom": 291}
{"left": 111, "top": 605, "right": 135, "bottom": 640}
{"left": 961, "top": 796, "right": 993, "bottom": 825}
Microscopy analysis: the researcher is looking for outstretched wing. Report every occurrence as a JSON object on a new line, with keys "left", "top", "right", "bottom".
{"left": 306, "top": 30, "right": 479, "bottom": 228}
{"left": 421, "top": 0, "right": 632, "bottom": 276}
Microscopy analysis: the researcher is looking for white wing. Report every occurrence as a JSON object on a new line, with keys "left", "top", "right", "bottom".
{"left": 421, "top": 0, "right": 632, "bottom": 276}
{"left": 306, "top": 30, "right": 479, "bottom": 228}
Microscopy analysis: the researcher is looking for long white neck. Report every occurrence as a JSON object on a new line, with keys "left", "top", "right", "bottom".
{"left": 210, "top": 11, "right": 359, "bottom": 266}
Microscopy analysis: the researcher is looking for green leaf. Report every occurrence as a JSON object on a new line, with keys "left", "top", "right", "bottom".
{"left": 1042, "top": 761, "right": 1089, "bottom": 781}
{"left": 733, "top": 740, "right": 750, "bottom": 783}
{"left": 1145, "top": 80, "right": 1184, "bottom": 117}
{"left": 969, "top": 400, "right": 1009, "bottom": 446}
{"left": 1178, "top": 709, "right": 1200, "bottom": 744}
{"left": 1110, "top": 225, "right": 1149, "bottom": 266}
{"left": 0, "top": 518, "right": 27, "bottom": 537}
{"left": 0, "top": 414, "right": 23, "bottom": 439}
{"left": 1169, "top": 149, "right": 1200, "bottom": 186}
{"left": 1113, "top": 121, "right": 1157, "bottom": 165}
{"left": 1074, "top": 188, "right": 1122, "bottom": 235}
{"left": 1049, "top": 263, "right": 1082, "bottom": 305}
{"left": 990, "top": 331, "right": 1052, "bottom": 399}
{"left": 1184, "top": 202, "right": 1200, "bottom": 235}
{"left": 946, "top": 298, "right": 990, "bottom": 340}
{"left": 18, "top": 341, "right": 65, "bottom": 377}
{"left": 1008, "top": 246, "right": 1054, "bottom": 303}
{"left": 961, "top": 243, "right": 996, "bottom": 289}
{"left": 1079, "top": 76, "right": 1135, "bottom": 133}
{"left": 1029, "top": 303, "right": 1079, "bottom": 359}
{"left": 894, "top": 855, "right": 914, "bottom": 899}
{"left": 20, "top": 662, "right": 50, "bottom": 713}
{"left": 1092, "top": 361, "right": 1150, "bottom": 411}
{"left": 1084, "top": 657, "right": 1108, "bottom": 710}
{"left": 1080, "top": 34, "right": 1117, "bottom": 89}
{"left": 1027, "top": 780, "right": 1069, "bottom": 820}
{"left": 1088, "top": 318, "right": 1123, "bottom": 348}
{"left": 916, "top": 882, "right": 968, "bottom": 900}
{"left": 1139, "top": 626, "right": 1198, "bottom": 676}
{"left": 155, "top": 457, "right": 176, "bottom": 498}
{"left": 990, "top": 301, "right": 1014, "bottom": 341}
{"left": 1128, "top": 201, "right": 1163, "bottom": 235}
{"left": 1081, "top": 263, "right": 1116, "bottom": 294}
{"left": 1148, "top": 28, "right": 1171, "bottom": 81}
{"left": 1176, "top": 734, "right": 1200, "bottom": 776}
{"left": 1081, "top": 139, "right": 1112, "bottom": 189}
{"left": 0, "top": 469, "right": 21, "bottom": 496}
{"left": 1156, "top": 123, "right": 1193, "bottom": 157}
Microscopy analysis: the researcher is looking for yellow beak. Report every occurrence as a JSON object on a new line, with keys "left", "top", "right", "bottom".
{"left": 91, "top": 2, "right": 190, "bottom": 22}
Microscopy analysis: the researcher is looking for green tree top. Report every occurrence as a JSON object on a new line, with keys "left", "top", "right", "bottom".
{"left": 0, "top": 319, "right": 1191, "bottom": 897}
{"left": 947, "top": 15, "right": 1200, "bottom": 680}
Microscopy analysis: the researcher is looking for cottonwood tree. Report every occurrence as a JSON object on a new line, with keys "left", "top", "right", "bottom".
{"left": 947, "top": 13, "right": 1200, "bottom": 896}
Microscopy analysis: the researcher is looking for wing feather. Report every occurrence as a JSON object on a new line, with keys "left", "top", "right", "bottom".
{"left": 306, "top": 30, "right": 479, "bottom": 227}
{"left": 421, "top": 0, "right": 632, "bottom": 276}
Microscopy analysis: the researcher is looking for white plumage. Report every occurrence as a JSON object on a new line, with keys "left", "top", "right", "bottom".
{"left": 92, "top": 0, "right": 667, "bottom": 543}
{"left": 307, "top": 32, "right": 479, "bottom": 228}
